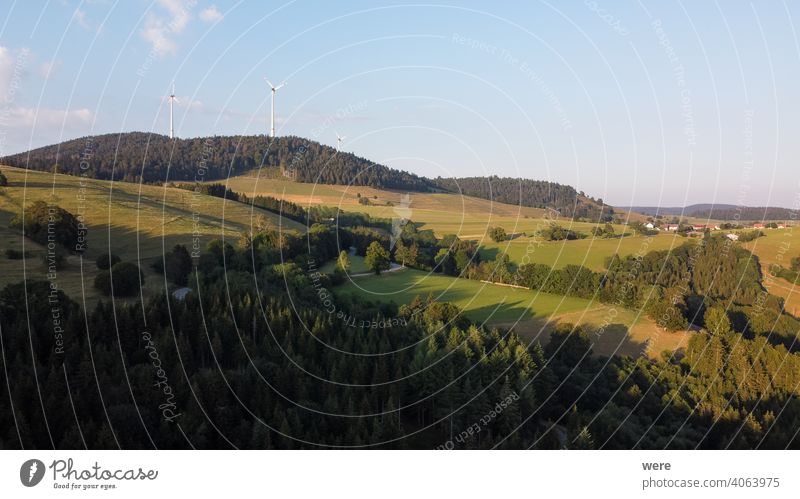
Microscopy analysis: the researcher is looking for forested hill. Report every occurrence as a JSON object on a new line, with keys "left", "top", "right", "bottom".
{"left": 619, "top": 204, "right": 796, "bottom": 221}
{"left": 0, "top": 132, "right": 434, "bottom": 190}
{"left": 2, "top": 132, "right": 611, "bottom": 220}
{"left": 432, "top": 176, "right": 612, "bottom": 221}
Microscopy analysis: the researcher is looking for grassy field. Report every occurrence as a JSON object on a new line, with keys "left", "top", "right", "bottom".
{"left": 0, "top": 165, "right": 304, "bottom": 303}
{"left": 742, "top": 227, "right": 800, "bottom": 315}
{"left": 319, "top": 254, "right": 370, "bottom": 274}
{"left": 218, "top": 170, "right": 651, "bottom": 239}
{"left": 481, "top": 232, "right": 695, "bottom": 271}
{"left": 335, "top": 268, "right": 689, "bottom": 358}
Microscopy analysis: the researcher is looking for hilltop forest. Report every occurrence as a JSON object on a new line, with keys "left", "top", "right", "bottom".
{"left": 2, "top": 132, "right": 609, "bottom": 221}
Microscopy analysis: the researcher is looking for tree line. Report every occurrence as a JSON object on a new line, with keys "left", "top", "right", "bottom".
{"left": 2, "top": 224, "right": 800, "bottom": 449}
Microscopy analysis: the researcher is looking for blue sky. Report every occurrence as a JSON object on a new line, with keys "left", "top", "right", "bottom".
{"left": 1, "top": 0, "right": 799, "bottom": 207}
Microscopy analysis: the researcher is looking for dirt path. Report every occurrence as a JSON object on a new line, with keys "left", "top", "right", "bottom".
{"left": 350, "top": 263, "right": 405, "bottom": 277}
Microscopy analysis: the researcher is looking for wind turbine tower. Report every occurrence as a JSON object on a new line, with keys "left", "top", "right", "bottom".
{"left": 336, "top": 133, "right": 346, "bottom": 151}
{"left": 168, "top": 83, "right": 178, "bottom": 139}
{"left": 265, "top": 78, "right": 285, "bottom": 138}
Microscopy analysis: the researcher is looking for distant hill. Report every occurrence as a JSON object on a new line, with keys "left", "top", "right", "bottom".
{"left": 618, "top": 204, "right": 737, "bottom": 217}
{"left": 2, "top": 132, "right": 610, "bottom": 221}
{"left": 619, "top": 204, "right": 796, "bottom": 221}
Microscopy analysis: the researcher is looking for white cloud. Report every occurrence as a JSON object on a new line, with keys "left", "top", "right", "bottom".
{"left": 0, "top": 107, "right": 95, "bottom": 156}
{"left": 139, "top": 0, "right": 195, "bottom": 57}
{"left": 0, "top": 46, "right": 30, "bottom": 102}
{"left": 72, "top": 8, "right": 90, "bottom": 30}
{"left": 0, "top": 46, "right": 13, "bottom": 96}
{"left": 9, "top": 107, "right": 94, "bottom": 127}
{"left": 141, "top": 13, "right": 178, "bottom": 56}
{"left": 199, "top": 5, "right": 223, "bottom": 23}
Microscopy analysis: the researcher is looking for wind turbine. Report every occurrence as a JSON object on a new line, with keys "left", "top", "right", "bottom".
{"left": 336, "top": 132, "right": 346, "bottom": 151}
{"left": 168, "top": 82, "right": 178, "bottom": 139}
{"left": 264, "top": 77, "right": 285, "bottom": 138}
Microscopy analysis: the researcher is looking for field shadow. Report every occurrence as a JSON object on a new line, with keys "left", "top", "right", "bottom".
{"left": 492, "top": 318, "right": 652, "bottom": 358}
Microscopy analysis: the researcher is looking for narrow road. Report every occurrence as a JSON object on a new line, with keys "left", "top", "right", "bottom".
{"left": 350, "top": 262, "right": 405, "bottom": 277}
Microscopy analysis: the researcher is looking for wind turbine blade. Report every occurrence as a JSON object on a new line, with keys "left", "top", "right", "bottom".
{"left": 275, "top": 82, "right": 285, "bottom": 90}
{"left": 265, "top": 78, "right": 274, "bottom": 88}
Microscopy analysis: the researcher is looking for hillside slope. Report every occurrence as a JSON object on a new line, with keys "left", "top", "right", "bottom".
{"left": 433, "top": 176, "right": 611, "bottom": 221}
{"left": 4, "top": 132, "right": 612, "bottom": 221}
{"left": 0, "top": 165, "right": 303, "bottom": 302}
{"left": 1, "top": 132, "right": 433, "bottom": 190}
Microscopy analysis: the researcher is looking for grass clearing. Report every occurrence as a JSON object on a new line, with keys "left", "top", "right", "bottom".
{"left": 742, "top": 228, "right": 800, "bottom": 315}
{"left": 481, "top": 232, "right": 695, "bottom": 271}
{"left": 335, "top": 268, "right": 689, "bottom": 358}
{"left": 319, "top": 254, "right": 370, "bottom": 274}
{"left": 0, "top": 165, "right": 304, "bottom": 304}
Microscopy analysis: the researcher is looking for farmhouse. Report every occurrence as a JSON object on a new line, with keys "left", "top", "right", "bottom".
{"left": 662, "top": 224, "right": 679, "bottom": 231}
{"left": 726, "top": 233, "right": 739, "bottom": 241}
{"left": 753, "top": 223, "right": 766, "bottom": 229}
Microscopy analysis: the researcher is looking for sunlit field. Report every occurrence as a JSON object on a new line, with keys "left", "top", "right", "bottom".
{"left": 336, "top": 267, "right": 689, "bottom": 358}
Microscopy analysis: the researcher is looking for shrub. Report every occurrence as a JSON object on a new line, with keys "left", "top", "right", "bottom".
{"left": 9, "top": 201, "right": 86, "bottom": 252}
{"left": 537, "top": 223, "right": 586, "bottom": 241}
{"left": 5, "top": 248, "right": 29, "bottom": 259}
{"left": 487, "top": 226, "right": 508, "bottom": 242}
{"left": 94, "top": 262, "right": 143, "bottom": 296}
{"left": 737, "top": 230, "right": 764, "bottom": 243}
{"left": 96, "top": 253, "right": 121, "bottom": 270}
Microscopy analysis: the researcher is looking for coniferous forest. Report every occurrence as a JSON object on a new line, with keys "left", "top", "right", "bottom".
{"left": 2, "top": 215, "right": 799, "bottom": 450}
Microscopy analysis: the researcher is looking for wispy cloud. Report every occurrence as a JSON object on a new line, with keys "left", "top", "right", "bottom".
{"left": 199, "top": 5, "right": 223, "bottom": 23}
{"left": 72, "top": 8, "right": 90, "bottom": 30}
{"left": 139, "top": 0, "right": 196, "bottom": 57}
{"left": 0, "top": 46, "right": 29, "bottom": 103}
{"left": 9, "top": 107, "right": 93, "bottom": 127}
{"left": 38, "top": 60, "right": 60, "bottom": 80}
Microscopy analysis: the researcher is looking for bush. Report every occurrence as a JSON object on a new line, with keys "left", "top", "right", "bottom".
{"left": 9, "top": 201, "right": 86, "bottom": 252}
{"left": 5, "top": 248, "right": 29, "bottom": 259}
{"left": 94, "top": 262, "right": 143, "bottom": 297}
{"left": 769, "top": 263, "right": 799, "bottom": 285}
{"left": 42, "top": 249, "right": 67, "bottom": 271}
{"left": 737, "top": 230, "right": 764, "bottom": 243}
{"left": 487, "top": 226, "right": 508, "bottom": 242}
{"left": 0, "top": 170, "right": 7, "bottom": 186}
{"left": 537, "top": 223, "right": 586, "bottom": 241}
{"left": 96, "top": 253, "right": 121, "bottom": 270}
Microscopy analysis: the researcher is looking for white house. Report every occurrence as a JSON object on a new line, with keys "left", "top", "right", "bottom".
{"left": 726, "top": 233, "right": 739, "bottom": 241}
{"left": 645, "top": 222, "right": 655, "bottom": 229}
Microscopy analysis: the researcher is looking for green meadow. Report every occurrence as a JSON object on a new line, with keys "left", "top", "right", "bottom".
{"left": 335, "top": 268, "right": 688, "bottom": 357}
{"left": 0, "top": 166, "right": 303, "bottom": 302}
{"left": 742, "top": 227, "right": 800, "bottom": 315}
{"left": 480, "top": 232, "right": 694, "bottom": 271}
